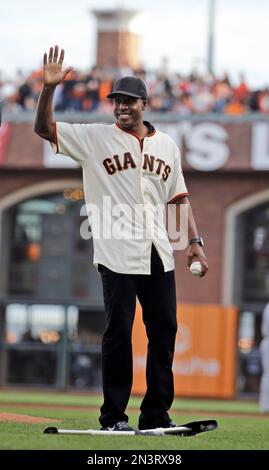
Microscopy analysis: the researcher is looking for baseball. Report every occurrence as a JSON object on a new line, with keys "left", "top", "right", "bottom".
{"left": 190, "top": 261, "right": 202, "bottom": 276}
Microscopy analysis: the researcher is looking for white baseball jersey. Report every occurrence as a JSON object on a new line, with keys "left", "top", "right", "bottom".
{"left": 52, "top": 121, "right": 188, "bottom": 274}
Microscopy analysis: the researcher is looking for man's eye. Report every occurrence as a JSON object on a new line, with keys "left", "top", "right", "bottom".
{"left": 115, "top": 98, "right": 135, "bottom": 105}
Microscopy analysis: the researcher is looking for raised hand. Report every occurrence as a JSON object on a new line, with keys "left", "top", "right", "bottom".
{"left": 43, "top": 45, "right": 73, "bottom": 87}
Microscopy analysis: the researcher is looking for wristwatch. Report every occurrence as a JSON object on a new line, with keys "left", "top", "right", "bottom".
{"left": 189, "top": 237, "right": 204, "bottom": 247}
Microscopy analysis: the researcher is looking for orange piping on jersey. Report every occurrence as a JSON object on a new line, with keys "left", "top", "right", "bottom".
{"left": 54, "top": 122, "right": 59, "bottom": 153}
{"left": 167, "top": 192, "right": 189, "bottom": 204}
{"left": 116, "top": 122, "right": 156, "bottom": 151}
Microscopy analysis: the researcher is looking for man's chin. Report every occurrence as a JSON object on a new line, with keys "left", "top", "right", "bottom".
{"left": 117, "top": 118, "right": 132, "bottom": 129}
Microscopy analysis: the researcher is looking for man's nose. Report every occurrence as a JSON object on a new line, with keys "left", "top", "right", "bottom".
{"left": 119, "top": 102, "right": 128, "bottom": 109}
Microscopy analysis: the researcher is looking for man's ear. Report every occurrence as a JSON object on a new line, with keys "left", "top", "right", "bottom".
{"left": 142, "top": 100, "right": 147, "bottom": 110}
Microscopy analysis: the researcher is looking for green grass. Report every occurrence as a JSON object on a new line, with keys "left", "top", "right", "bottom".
{"left": 0, "top": 390, "right": 102, "bottom": 407}
{"left": 0, "top": 390, "right": 261, "bottom": 413}
{"left": 0, "top": 391, "right": 268, "bottom": 450}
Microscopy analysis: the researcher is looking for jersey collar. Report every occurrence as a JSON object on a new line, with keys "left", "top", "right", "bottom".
{"left": 115, "top": 121, "right": 156, "bottom": 139}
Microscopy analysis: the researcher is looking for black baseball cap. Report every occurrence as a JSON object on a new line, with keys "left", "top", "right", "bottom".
{"left": 107, "top": 76, "right": 147, "bottom": 100}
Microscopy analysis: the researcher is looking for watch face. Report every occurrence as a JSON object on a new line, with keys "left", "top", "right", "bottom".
{"left": 199, "top": 237, "right": 204, "bottom": 247}
{"left": 189, "top": 237, "right": 204, "bottom": 247}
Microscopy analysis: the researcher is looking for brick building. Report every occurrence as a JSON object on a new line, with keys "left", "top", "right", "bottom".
{"left": 91, "top": 8, "right": 141, "bottom": 69}
{"left": 0, "top": 113, "right": 268, "bottom": 395}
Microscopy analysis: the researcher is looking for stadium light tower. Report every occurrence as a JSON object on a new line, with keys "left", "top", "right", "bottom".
{"left": 207, "top": 0, "right": 216, "bottom": 73}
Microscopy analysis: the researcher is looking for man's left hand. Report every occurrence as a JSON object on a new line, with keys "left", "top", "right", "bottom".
{"left": 187, "top": 246, "right": 208, "bottom": 277}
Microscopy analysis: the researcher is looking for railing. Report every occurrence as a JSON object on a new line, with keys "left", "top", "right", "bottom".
{"left": 0, "top": 298, "right": 103, "bottom": 390}
{"left": 3, "top": 110, "right": 269, "bottom": 124}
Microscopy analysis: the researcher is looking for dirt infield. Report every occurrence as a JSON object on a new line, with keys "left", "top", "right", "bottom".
{"left": 0, "top": 412, "right": 61, "bottom": 424}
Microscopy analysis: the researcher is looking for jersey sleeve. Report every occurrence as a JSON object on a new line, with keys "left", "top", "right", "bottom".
{"left": 167, "top": 144, "right": 188, "bottom": 203}
{"left": 51, "top": 122, "right": 95, "bottom": 166}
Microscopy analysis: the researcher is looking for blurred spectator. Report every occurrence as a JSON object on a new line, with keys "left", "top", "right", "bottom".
{"left": 235, "top": 73, "right": 250, "bottom": 101}
{"left": 172, "top": 92, "right": 193, "bottom": 115}
{"left": 223, "top": 93, "right": 248, "bottom": 115}
{"left": 190, "top": 81, "right": 215, "bottom": 113}
{"left": 258, "top": 89, "right": 269, "bottom": 113}
{"left": 1, "top": 66, "right": 268, "bottom": 115}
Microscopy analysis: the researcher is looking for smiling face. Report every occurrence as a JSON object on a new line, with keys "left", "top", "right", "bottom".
{"left": 113, "top": 95, "right": 147, "bottom": 131}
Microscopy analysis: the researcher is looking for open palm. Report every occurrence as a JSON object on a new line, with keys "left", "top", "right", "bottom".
{"left": 43, "top": 45, "right": 72, "bottom": 86}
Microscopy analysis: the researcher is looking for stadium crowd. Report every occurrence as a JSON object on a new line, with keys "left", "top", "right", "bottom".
{"left": 1, "top": 65, "right": 269, "bottom": 114}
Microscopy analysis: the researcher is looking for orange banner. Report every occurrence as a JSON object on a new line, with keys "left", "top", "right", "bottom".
{"left": 132, "top": 303, "right": 238, "bottom": 398}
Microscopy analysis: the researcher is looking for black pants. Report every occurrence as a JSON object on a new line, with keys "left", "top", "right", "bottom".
{"left": 98, "top": 245, "right": 177, "bottom": 428}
